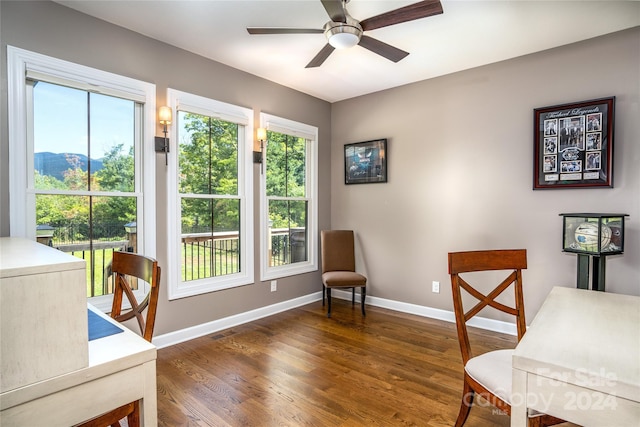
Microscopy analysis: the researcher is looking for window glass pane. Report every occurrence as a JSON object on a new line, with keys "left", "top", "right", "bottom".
{"left": 94, "top": 142, "right": 135, "bottom": 193}
{"left": 268, "top": 200, "right": 308, "bottom": 266}
{"left": 266, "top": 132, "right": 287, "bottom": 197}
{"left": 89, "top": 195, "right": 137, "bottom": 296}
{"left": 34, "top": 82, "right": 88, "bottom": 190}
{"left": 181, "top": 197, "right": 240, "bottom": 281}
{"left": 33, "top": 84, "right": 135, "bottom": 193}
{"left": 178, "top": 111, "right": 238, "bottom": 195}
{"left": 35, "top": 194, "right": 136, "bottom": 297}
{"left": 89, "top": 93, "right": 135, "bottom": 192}
{"left": 266, "top": 132, "right": 306, "bottom": 198}
{"left": 287, "top": 136, "right": 306, "bottom": 198}
{"left": 36, "top": 194, "right": 90, "bottom": 245}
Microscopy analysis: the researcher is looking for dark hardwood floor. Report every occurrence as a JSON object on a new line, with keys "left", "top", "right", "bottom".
{"left": 155, "top": 299, "right": 575, "bottom": 426}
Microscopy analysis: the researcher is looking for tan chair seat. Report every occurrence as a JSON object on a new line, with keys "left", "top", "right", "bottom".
{"left": 322, "top": 271, "right": 366, "bottom": 287}
{"left": 465, "top": 349, "right": 513, "bottom": 405}
{"left": 466, "top": 349, "right": 546, "bottom": 419}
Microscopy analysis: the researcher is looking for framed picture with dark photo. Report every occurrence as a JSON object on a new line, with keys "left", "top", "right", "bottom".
{"left": 344, "top": 139, "right": 387, "bottom": 184}
{"left": 533, "top": 97, "right": 615, "bottom": 189}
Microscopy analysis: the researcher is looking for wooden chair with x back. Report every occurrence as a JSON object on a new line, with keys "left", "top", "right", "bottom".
{"left": 448, "top": 249, "right": 564, "bottom": 427}
{"left": 76, "top": 250, "right": 160, "bottom": 427}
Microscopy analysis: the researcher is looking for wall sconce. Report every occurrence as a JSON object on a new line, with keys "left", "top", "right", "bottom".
{"left": 155, "top": 106, "right": 172, "bottom": 165}
{"left": 254, "top": 127, "right": 267, "bottom": 173}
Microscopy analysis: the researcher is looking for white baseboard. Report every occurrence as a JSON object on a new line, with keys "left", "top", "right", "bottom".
{"left": 152, "top": 288, "right": 516, "bottom": 349}
{"left": 330, "top": 288, "right": 517, "bottom": 336}
{"left": 152, "top": 292, "right": 322, "bottom": 348}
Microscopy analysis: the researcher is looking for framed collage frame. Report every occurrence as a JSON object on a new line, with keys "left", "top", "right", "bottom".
{"left": 344, "top": 139, "right": 387, "bottom": 185}
{"left": 533, "top": 97, "right": 615, "bottom": 189}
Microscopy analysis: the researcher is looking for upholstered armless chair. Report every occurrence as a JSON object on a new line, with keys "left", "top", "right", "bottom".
{"left": 321, "top": 230, "right": 367, "bottom": 318}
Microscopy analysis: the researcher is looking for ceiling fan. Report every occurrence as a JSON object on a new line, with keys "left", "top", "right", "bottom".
{"left": 247, "top": 0, "right": 443, "bottom": 68}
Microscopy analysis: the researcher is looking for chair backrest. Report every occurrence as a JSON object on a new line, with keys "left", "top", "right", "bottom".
{"left": 110, "top": 251, "right": 161, "bottom": 342}
{"left": 448, "top": 249, "right": 527, "bottom": 364}
{"left": 321, "top": 230, "right": 356, "bottom": 273}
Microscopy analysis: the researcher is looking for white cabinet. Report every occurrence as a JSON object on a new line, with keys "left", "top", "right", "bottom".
{"left": 0, "top": 237, "right": 89, "bottom": 393}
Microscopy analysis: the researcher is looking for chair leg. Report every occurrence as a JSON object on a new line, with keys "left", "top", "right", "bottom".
{"left": 125, "top": 400, "right": 140, "bottom": 427}
{"left": 326, "top": 287, "right": 332, "bottom": 318}
{"left": 528, "top": 417, "right": 542, "bottom": 427}
{"left": 361, "top": 287, "right": 366, "bottom": 316}
{"left": 529, "top": 414, "right": 565, "bottom": 427}
{"left": 77, "top": 401, "right": 135, "bottom": 427}
{"left": 454, "top": 378, "right": 474, "bottom": 427}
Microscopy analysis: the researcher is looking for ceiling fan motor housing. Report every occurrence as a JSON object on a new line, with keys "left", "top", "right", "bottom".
{"left": 324, "top": 15, "right": 362, "bottom": 49}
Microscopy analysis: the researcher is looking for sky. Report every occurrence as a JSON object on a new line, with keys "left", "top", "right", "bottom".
{"left": 34, "top": 81, "right": 134, "bottom": 159}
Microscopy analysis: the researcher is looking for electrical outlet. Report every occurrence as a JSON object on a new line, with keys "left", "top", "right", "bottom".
{"left": 432, "top": 281, "right": 440, "bottom": 293}
{"left": 270, "top": 280, "right": 277, "bottom": 292}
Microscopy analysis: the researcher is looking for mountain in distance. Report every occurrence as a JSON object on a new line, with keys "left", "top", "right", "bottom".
{"left": 34, "top": 152, "right": 103, "bottom": 181}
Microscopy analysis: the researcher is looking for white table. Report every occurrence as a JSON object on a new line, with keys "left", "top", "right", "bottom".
{"left": 0, "top": 305, "right": 157, "bottom": 426}
{"left": 511, "top": 287, "right": 640, "bottom": 427}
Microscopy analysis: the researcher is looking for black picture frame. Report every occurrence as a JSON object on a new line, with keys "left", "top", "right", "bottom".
{"left": 533, "top": 97, "right": 615, "bottom": 189}
{"left": 344, "top": 139, "right": 387, "bottom": 185}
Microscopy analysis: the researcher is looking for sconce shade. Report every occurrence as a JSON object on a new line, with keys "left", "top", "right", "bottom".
{"left": 257, "top": 127, "right": 267, "bottom": 142}
{"left": 158, "top": 106, "right": 172, "bottom": 125}
{"left": 156, "top": 106, "right": 172, "bottom": 165}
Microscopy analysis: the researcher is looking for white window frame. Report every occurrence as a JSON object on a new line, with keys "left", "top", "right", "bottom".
{"left": 7, "top": 46, "right": 157, "bottom": 312}
{"left": 259, "top": 113, "right": 318, "bottom": 281}
{"left": 165, "top": 88, "right": 254, "bottom": 300}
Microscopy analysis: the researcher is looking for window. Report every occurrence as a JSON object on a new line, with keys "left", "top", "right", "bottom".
{"left": 7, "top": 46, "right": 156, "bottom": 311}
{"left": 166, "top": 89, "right": 253, "bottom": 299}
{"left": 260, "top": 114, "right": 318, "bottom": 281}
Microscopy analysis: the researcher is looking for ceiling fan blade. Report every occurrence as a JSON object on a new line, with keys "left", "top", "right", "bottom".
{"left": 358, "top": 35, "right": 409, "bottom": 63}
{"left": 305, "top": 44, "right": 336, "bottom": 68}
{"left": 360, "top": 0, "right": 443, "bottom": 31}
{"left": 247, "top": 28, "right": 323, "bottom": 35}
{"left": 321, "top": 0, "right": 347, "bottom": 23}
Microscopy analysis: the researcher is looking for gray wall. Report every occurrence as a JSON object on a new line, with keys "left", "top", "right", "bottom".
{"left": 2, "top": 1, "right": 638, "bottom": 333}
{"left": 0, "top": 1, "right": 332, "bottom": 335}
{"left": 331, "top": 27, "right": 640, "bottom": 319}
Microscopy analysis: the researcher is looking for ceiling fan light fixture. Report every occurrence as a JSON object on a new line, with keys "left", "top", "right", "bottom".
{"left": 328, "top": 31, "right": 360, "bottom": 49}
{"left": 324, "top": 21, "right": 362, "bottom": 49}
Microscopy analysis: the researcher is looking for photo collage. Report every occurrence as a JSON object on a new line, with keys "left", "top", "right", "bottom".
{"left": 541, "top": 111, "right": 605, "bottom": 182}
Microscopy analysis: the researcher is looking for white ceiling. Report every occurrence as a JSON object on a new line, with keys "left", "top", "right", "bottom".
{"left": 55, "top": 0, "right": 640, "bottom": 103}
